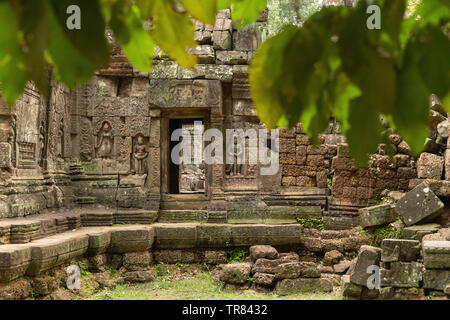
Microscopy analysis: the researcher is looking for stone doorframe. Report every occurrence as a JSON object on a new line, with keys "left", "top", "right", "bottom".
{"left": 148, "top": 79, "right": 224, "bottom": 200}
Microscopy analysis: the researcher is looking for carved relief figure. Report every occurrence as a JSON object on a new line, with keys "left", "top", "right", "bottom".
{"left": 57, "top": 119, "right": 65, "bottom": 158}
{"left": 226, "top": 139, "right": 244, "bottom": 176}
{"left": 38, "top": 121, "right": 45, "bottom": 166}
{"left": 96, "top": 121, "right": 113, "bottom": 160}
{"left": 132, "top": 134, "right": 148, "bottom": 175}
{"left": 8, "top": 114, "right": 17, "bottom": 168}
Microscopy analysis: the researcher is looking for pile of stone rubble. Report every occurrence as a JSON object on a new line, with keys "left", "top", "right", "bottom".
{"left": 344, "top": 182, "right": 450, "bottom": 299}
{"left": 218, "top": 245, "right": 338, "bottom": 295}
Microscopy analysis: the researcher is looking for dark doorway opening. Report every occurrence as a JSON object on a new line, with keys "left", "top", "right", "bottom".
{"left": 168, "top": 119, "right": 205, "bottom": 194}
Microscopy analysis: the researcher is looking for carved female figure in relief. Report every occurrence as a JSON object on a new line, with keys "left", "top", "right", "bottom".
{"left": 96, "top": 121, "right": 113, "bottom": 160}
{"left": 132, "top": 134, "right": 148, "bottom": 175}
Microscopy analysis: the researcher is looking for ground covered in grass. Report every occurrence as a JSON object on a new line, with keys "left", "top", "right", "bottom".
{"left": 89, "top": 264, "right": 342, "bottom": 300}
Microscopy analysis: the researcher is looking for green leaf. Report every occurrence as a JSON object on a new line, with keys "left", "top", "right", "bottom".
{"left": 331, "top": 71, "right": 361, "bottom": 132}
{"left": 231, "top": 0, "right": 267, "bottom": 28}
{"left": 416, "top": 0, "right": 450, "bottom": 26}
{"left": 338, "top": 4, "right": 397, "bottom": 114}
{"left": 178, "top": 0, "right": 217, "bottom": 25}
{"left": 414, "top": 26, "right": 450, "bottom": 103}
{"left": 11, "top": 0, "right": 50, "bottom": 95}
{"left": 0, "top": 1, "right": 27, "bottom": 106}
{"left": 150, "top": 0, "right": 197, "bottom": 69}
{"left": 217, "top": 0, "right": 232, "bottom": 11}
{"left": 392, "top": 35, "right": 431, "bottom": 156}
{"left": 49, "top": 0, "right": 110, "bottom": 67}
{"left": 250, "top": 25, "right": 300, "bottom": 129}
{"left": 46, "top": 6, "right": 99, "bottom": 87}
{"left": 346, "top": 97, "right": 383, "bottom": 166}
{"left": 110, "top": 2, "right": 155, "bottom": 72}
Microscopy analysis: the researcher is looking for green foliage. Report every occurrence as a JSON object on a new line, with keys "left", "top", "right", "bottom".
{"left": 368, "top": 220, "right": 404, "bottom": 247}
{"left": 297, "top": 217, "right": 324, "bottom": 230}
{"left": 327, "top": 178, "right": 332, "bottom": 188}
{"left": 227, "top": 248, "right": 248, "bottom": 262}
{"left": 0, "top": 0, "right": 266, "bottom": 106}
{"left": 250, "top": 0, "right": 450, "bottom": 165}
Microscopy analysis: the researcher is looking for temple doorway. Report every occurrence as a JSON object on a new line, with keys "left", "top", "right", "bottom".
{"left": 168, "top": 119, "right": 205, "bottom": 194}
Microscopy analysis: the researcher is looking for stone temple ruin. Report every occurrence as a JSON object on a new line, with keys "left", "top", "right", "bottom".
{"left": 0, "top": 4, "right": 449, "bottom": 300}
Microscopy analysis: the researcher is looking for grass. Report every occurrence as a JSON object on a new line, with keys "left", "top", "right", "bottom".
{"left": 89, "top": 270, "right": 341, "bottom": 301}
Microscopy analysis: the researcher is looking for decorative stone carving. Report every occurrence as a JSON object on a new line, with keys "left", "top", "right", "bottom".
{"left": 226, "top": 139, "right": 244, "bottom": 176}
{"left": 96, "top": 121, "right": 113, "bottom": 160}
{"left": 17, "top": 142, "right": 36, "bottom": 169}
{"left": 57, "top": 119, "right": 65, "bottom": 159}
{"left": 38, "top": 121, "right": 45, "bottom": 167}
{"left": 7, "top": 115, "right": 17, "bottom": 168}
{"left": 131, "top": 133, "right": 148, "bottom": 175}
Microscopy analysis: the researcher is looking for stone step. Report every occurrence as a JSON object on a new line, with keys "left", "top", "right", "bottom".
{"left": 0, "top": 225, "right": 154, "bottom": 282}
{"left": 158, "top": 210, "right": 208, "bottom": 223}
{"left": 0, "top": 223, "right": 304, "bottom": 282}
{"left": 0, "top": 209, "right": 157, "bottom": 245}
{"left": 160, "top": 194, "right": 208, "bottom": 210}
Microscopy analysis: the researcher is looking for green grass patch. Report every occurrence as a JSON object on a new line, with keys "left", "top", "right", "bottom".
{"left": 297, "top": 218, "right": 324, "bottom": 230}
{"left": 227, "top": 248, "right": 248, "bottom": 263}
{"left": 368, "top": 220, "right": 403, "bottom": 247}
{"left": 90, "top": 271, "right": 341, "bottom": 300}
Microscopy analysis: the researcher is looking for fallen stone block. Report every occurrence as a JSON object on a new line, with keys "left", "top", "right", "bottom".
{"left": 108, "top": 226, "right": 154, "bottom": 253}
{"left": 359, "top": 204, "right": 396, "bottom": 228}
{"left": 422, "top": 228, "right": 450, "bottom": 241}
{"left": 423, "top": 240, "right": 450, "bottom": 269}
{"left": 323, "top": 250, "right": 344, "bottom": 266}
{"left": 423, "top": 269, "right": 450, "bottom": 291}
{"left": 395, "top": 182, "right": 444, "bottom": 226}
{"left": 417, "top": 153, "right": 444, "bottom": 179}
{"left": 361, "top": 287, "right": 380, "bottom": 300}
{"left": 381, "top": 239, "right": 420, "bottom": 262}
{"left": 341, "top": 275, "right": 362, "bottom": 299}
{"left": 275, "top": 277, "right": 333, "bottom": 295}
{"left": 253, "top": 273, "right": 275, "bottom": 287}
{"left": 219, "top": 263, "right": 252, "bottom": 284}
{"left": 251, "top": 255, "right": 299, "bottom": 274}
{"left": 333, "top": 260, "right": 352, "bottom": 274}
{"left": 122, "top": 270, "right": 155, "bottom": 283}
{"left": 349, "top": 245, "right": 381, "bottom": 287}
{"left": 402, "top": 224, "right": 441, "bottom": 241}
{"left": 380, "top": 262, "right": 423, "bottom": 288}
{"left": 275, "top": 261, "right": 321, "bottom": 279}
{"left": 249, "top": 245, "right": 278, "bottom": 262}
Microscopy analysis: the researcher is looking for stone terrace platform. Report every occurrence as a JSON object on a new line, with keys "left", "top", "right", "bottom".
{"left": 0, "top": 210, "right": 368, "bottom": 283}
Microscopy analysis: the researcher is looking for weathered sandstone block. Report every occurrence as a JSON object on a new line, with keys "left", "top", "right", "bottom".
{"left": 423, "top": 240, "right": 450, "bottom": 269}
{"left": 417, "top": 153, "right": 444, "bottom": 179}
{"left": 395, "top": 183, "right": 444, "bottom": 226}
{"left": 349, "top": 245, "right": 381, "bottom": 287}
{"left": 219, "top": 262, "right": 252, "bottom": 284}
{"left": 108, "top": 226, "right": 154, "bottom": 253}
{"left": 249, "top": 245, "right": 278, "bottom": 262}
{"left": 380, "top": 262, "right": 423, "bottom": 288}
{"left": 359, "top": 203, "right": 396, "bottom": 228}
{"left": 381, "top": 239, "right": 420, "bottom": 262}
{"left": 275, "top": 278, "right": 333, "bottom": 295}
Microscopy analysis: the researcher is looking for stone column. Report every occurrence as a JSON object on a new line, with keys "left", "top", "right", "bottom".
{"left": 146, "top": 108, "right": 161, "bottom": 210}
